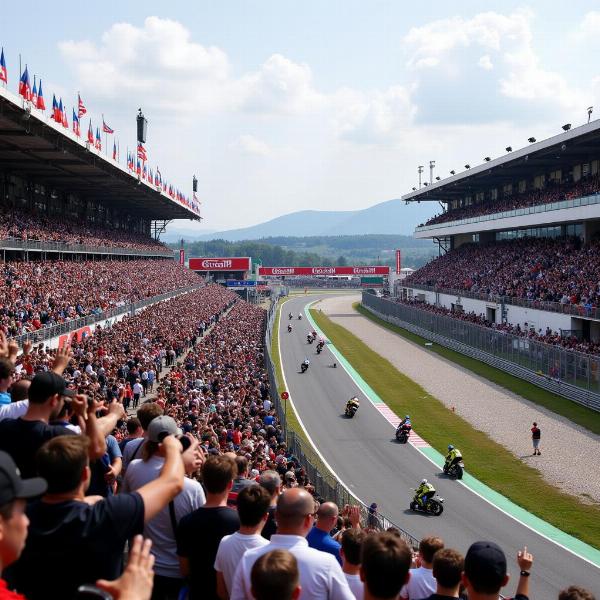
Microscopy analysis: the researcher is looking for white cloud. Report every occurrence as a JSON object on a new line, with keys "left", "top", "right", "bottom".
{"left": 478, "top": 55, "right": 493, "bottom": 70}
{"left": 231, "top": 134, "right": 272, "bottom": 156}
{"left": 572, "top": 11, "right": 600, "bottom": 41}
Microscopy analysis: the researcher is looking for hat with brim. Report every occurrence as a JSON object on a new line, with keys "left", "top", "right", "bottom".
{"left": 0, "top": 451, "right": 47, "bottom": 505}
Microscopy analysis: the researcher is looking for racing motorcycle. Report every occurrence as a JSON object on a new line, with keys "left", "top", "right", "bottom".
{"left": 443, "top": 459, "right": 465, "bottom": 480}
{"left": 409, "top": 493, "right": 444, "bottom": 516}
{"left": 395, "top": 424, "right": 411, "bottom": 444}
{"left": 287, "top": 324, "right": 292, "bottom": 333}
{"left": 307, "top": 334, "right": 315, "bottom": 344}
{"left": 300, "top": 362, "right": 309, "bottom": 373}
{"left": 345, "top": 402, "right": 359, "bottom": 418}
{"left": 316, "top": 341, "right": 324, "bottom": 354}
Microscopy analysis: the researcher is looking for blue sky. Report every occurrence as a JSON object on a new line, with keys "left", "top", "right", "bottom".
{"left": 2, "top": 1, "right": 600, "bottom": 233}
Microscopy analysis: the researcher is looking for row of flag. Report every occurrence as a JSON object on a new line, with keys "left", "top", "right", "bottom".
{"left": 1, "top": 45, "right": 199, "bottom": 215}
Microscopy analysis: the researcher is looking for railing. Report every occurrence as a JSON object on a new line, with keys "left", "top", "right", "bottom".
{"left": 0, "top": 237, "right": 174, "bottom": 258}
{"left": 362, "top": 292, "right": 600, "bottom": 412}
{"left": 11, "top": 284, "right": 203, "bottom": 346}
{"left": 263, "top": 298, "right": 419, "bottom": 548}
{"left": 404, "top": 283, "right": 600, "bottom": 320}
{"left": 415, "top": 191, "right": 600, "bottom": 232}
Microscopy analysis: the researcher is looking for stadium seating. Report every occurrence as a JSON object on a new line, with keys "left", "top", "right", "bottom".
{"left": 422, "top": 174, "right": 600, "bottom": 226}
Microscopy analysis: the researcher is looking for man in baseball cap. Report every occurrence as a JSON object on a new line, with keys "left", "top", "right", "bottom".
{"left": 462, "top": 541, "right": 508, "bottom": 597}
{"left": 147, "top": 416, "right": 182, "bottom": 443}
{"left": 0, "top": 450, "right": 46, "bottom": 592}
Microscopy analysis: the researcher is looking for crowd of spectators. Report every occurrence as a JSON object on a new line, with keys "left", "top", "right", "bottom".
{"left": 0, "top": 280, "right": 593, "bottom": 599}
{"left": 0, "top": 259, "right": 201, "bottom": 337}
{"left": 406, "top": 236, "right": 600, "bottom": 308}
{"left": 422, "top": 174, "right": 600, "bottom": 227}
{"left": 0, "top": 209, "right": 170, "bottom": 252}
{"left": 396, "top": 297, "right": 600, "bottom": 356}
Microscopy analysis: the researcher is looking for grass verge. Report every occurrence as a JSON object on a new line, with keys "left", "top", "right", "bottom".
{"left": 310, "top": 308, "right": 600, "bottom": 549}
{"left": 354, "top": 302, "right": 600, "bottom": 436}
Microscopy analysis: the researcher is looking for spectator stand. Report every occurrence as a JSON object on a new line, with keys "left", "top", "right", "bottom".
{"left": 263, "top": 299, "right": 419, "bottom": 550}
{"left": 362, "top": 292, "right": 600, "bottom": 412}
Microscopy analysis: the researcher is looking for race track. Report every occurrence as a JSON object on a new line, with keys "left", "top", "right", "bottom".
{"left": 279, "top": 294, "right": 600, "bottom": 598}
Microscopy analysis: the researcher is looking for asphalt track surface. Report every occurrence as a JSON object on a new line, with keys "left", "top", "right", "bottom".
{"left": 280, "top": 295, "right": 600, "bottom": 598}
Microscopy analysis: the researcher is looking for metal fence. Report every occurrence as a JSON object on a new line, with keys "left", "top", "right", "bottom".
{"left": 0, "top": 237, "right": 174, "bottom": 258}
{"left": 405, "top": 283, "right": 600, "bottom": 320}
{"left": 11, "top": 284, "right": 203, "bottom": 346}
{"left": 362, "top": 292, "right": 600, "bottom": 412}
{"left": 263, "top": 299, "right": 419, "bottom": 548}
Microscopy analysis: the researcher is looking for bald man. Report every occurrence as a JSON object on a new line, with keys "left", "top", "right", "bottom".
{"left": 307, "top": 501, "right": 342, "bottom": 564}
{"left": 230, "top": 488, "right": 354, "bottom": 600}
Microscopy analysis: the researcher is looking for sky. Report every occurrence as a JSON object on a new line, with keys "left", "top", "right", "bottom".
{"left": 2, "top": 1, "right": 600, "bottom": 235}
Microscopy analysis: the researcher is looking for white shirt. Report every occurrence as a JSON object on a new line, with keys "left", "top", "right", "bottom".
{"left": 215, "top": 532, "right": 269, "bottom": 594}
{"left": 230, "top": 534, "right": 354, "bottom": 600}
{"left": 123, "top": 455, "right": 205, "bottom": 578}
{"left": 400, "top": 566, "right": 436, "bottom": 599}
{"left": 344, "top": 573, "right": 364, "bottom": 600}
{"left": 121, "top": 437, "right": 145, "bottom": 475}
{"left": 133, "top": 382, "right": 143, "bottom": 395}
{"left": 0, "top": 400, "right": 28, "bottom": 421}
{"left": 262, "top": 399, "right": 272, "bottom": 412}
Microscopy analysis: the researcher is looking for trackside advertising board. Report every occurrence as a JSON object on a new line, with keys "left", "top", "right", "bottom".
{"left": 189, "top": 257, "right": 251, "bottom": 271}
{"left": 258, "top": 266, "right": 390, "bottom": 276}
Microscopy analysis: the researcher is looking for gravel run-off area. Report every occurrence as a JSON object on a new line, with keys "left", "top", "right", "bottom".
{"left": 316, "top": 294, "right": 600, "bottom": 505}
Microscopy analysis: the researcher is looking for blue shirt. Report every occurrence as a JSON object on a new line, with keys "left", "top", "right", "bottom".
{"left": 264, "top": 415, "right": 275, "bottom": 426}
{"left": 306, "top": 526, "right": 342, "bottom": 565}
{"left": 0, "top": 391, "right": 11, "bottom": 405}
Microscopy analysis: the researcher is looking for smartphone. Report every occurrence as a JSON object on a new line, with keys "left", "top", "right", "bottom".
{"left": 75, "top": 585, "right": 113, "bottom": 600}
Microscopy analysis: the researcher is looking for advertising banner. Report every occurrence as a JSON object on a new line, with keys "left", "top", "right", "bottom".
{"left": 189, "top": 257, "right": 251, "bottom": 271}
{"left": 258, "top": 265, "right": 389, "bottom": 276}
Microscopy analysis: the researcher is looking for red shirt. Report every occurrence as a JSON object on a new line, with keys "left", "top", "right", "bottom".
{"left": 0, "top": 579, "right": 26, "bottom": 599}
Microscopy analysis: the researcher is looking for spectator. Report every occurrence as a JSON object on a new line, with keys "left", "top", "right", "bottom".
{"left": 558, "top": 586, "right": 596, "bottom": 600}
{"left": 340, "top": 528, "right": 366, "bottom": 600}
{"left": 461, "top": 541, "right": 533, "bottom": 600}
{"left": 229, "top": 487, "right": 354, "bottom": 600}
{"left": 215, "top": 485, "right": 271, "bottom": 598}
{"left": 258, "top": 470, "right": 281, "bottom": 540}
{"left": 6, "top": 432, "right": 185, "bottom": 599}
{"left": 531, "top": 422, "right": 541, "bottom": 456}
{"left": 8, "top": 380, "right": 30, "bottom": 403}
{"left": 425, "top": 548, "right": 464, "bottom": 600}
{"left": 0, "top": 360, "right": 13, "bottom": 405}
{"left": 250, "top": 549, "right": 301, "bottom": 600}
{"left": 228, "top": 456, "right": 255, "bottom": 507}
{"left": 124, "top": 416, "right": 206, "bottom": 600}
{"left": 307, "top": 501, "right": 342, "bottom": 565}
{"left": 360, "top": 531, "right": 412, "bottom": 600}
{"left": 122, "top": 403, "right": 164, "bottom": 475}
{"left": 0, "top": 451, "right": 47, "bottom": 599}
{"left": 120, "top": 417, "right": 143, "bottom": 453}
{"left": 400, "top": 536, "right": 444, "bottom": 600}
{"left": 176, "top": 455, "right": 240, "bottom": 600}
{"left": 87, "top": 432, "right": 122, "bottom": 497}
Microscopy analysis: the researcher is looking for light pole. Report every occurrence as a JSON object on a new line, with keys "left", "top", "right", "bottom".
{"left": 418, "top": 165, "right": 424, "bottom": 189}
{"left": 429, "top": 160, "right": 435, "bottom": 184}
{"left": 588, "top": 106, "right": 594, "bottom": 123}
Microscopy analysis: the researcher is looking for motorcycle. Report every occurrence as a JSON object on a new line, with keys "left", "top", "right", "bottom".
{"left": 345, "top": 403, "right": 358, "bottom": 418}
{"left": 395, "top": 425, "right": 411, "bottom": 444}
{"left": 300, "top": 362, "right": 309, "bottom": 373}
{"left": 409, "top": 493, "right": 444, "bottom": 516}
{"left": 316, "top": 341, "right": 324, "bottom": 354}
{"left": 287, "top": 324, "right": 292, "bottom": 333}
{"left": 298, "top": 315, "right": 302, "bottom": 320}
{"left": 307, "top": 335, "right": 314, "bottom": 344}
{"left": 288, "top": 313, "right": 293, "bottom": 320}
{"left": 443, "top": 460, "right": 464, "bottom": 480}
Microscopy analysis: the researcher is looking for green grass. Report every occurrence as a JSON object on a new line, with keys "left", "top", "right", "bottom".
{"left": 353, "top": 302, "right": 600, "bottom": 436}
{"left": 310, "top": 308, "right": 600, "bottom": 548}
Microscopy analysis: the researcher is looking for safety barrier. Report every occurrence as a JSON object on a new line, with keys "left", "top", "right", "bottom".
{"left": 264, "top": 298, "right": 419, "bottom": 548}
{"left": 362, "top": 293, "right": 600, "bottom": 412}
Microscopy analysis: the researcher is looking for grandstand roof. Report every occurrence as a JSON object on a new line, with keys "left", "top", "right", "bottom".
{"left": 402, "top": 120, "right": 600, "bottom": 203}
{"left": 0, "top": 87, "right": 200, "bottom": 221}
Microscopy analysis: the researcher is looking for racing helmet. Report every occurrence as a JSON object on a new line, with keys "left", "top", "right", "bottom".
{"left": 447, "top": 444, "right": 454, "bottom": 451}
{"left": 405, "top": 415, "right": 410, "bottom": 419}
{"left": 421, "top": 478, "right": 427, "bottom": 485}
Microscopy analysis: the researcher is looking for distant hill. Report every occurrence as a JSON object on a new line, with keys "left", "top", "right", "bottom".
{"left": 188, "top": 199, "right": 435, "bottom": 241}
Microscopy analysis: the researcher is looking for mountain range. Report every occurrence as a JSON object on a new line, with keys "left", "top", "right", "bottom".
{"left": 163, "top": 198, "right": 436, "bottom": 242}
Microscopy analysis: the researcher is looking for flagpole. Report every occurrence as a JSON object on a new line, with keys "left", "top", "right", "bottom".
{"left": 18, "top": 54, "right": 21, "bottom": 97}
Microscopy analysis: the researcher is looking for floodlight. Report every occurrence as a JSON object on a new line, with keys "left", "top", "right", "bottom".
{"left": 412, "top": 187, "right": 417, "bottom": 191}
{"left": 562, "top": 124, "right": 571, "bottom": 131}
{"left": 464, "top": 164, "right": 471, "bottom": 169}
{"left": 450, "top": 170, "right": 455, "bottom": 175}
{"left": 484, "top": 157, "right": 491, "bottom": 162}
{"left": 506, "top": 146, "right": 512, "bottom": 152}
{"left": 435, "top": 176, "right": 441, "bottom": 181}
{"left": 528, "top": 137, "right": 536, "bottom": 143}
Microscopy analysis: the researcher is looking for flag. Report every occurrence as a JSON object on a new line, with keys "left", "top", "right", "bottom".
{"left": 102, "top": 119, "right": 114, "bottom": 134}
{"left": 61, "top": 103, "right": 68, "bottom": 128}
{"left": 136, "top": 159, "right": 141, "bottom": 175}
{"left": 18, "top": 65, "right": 31, "bottom": 100}
{"left": 87, "top": 120, "right": 94, "bottom": 144}
{"left": 36, "top": 79, "right": 46, "bottom": 110}
{"left": 95, "top": 127, "right": 101, "bottom": 150}
{"left": 137, "top": 143, "right": 147, "bottom": 161}
{"left": 31, "top": 77, "right": 37, "bottom": 107}
{"left": 78, "top": 94, "right": 86, "bottom": 118}
{"left": 72, "top": 110, "right": 80, "bottom": 136}
{"left": 51, "top": 94, "right": 60, "bottom": 121}
{"left": 57, "top": 98, "right": 64, "bottom": 123}
{"left": 0, "top": 48, "right": 7, "bottom": 84}
{"left": 143, "top": 164, "right": 147, "bottom": 180}
{"left": 113, "top": 140, "right": 117, "bottom": 160}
